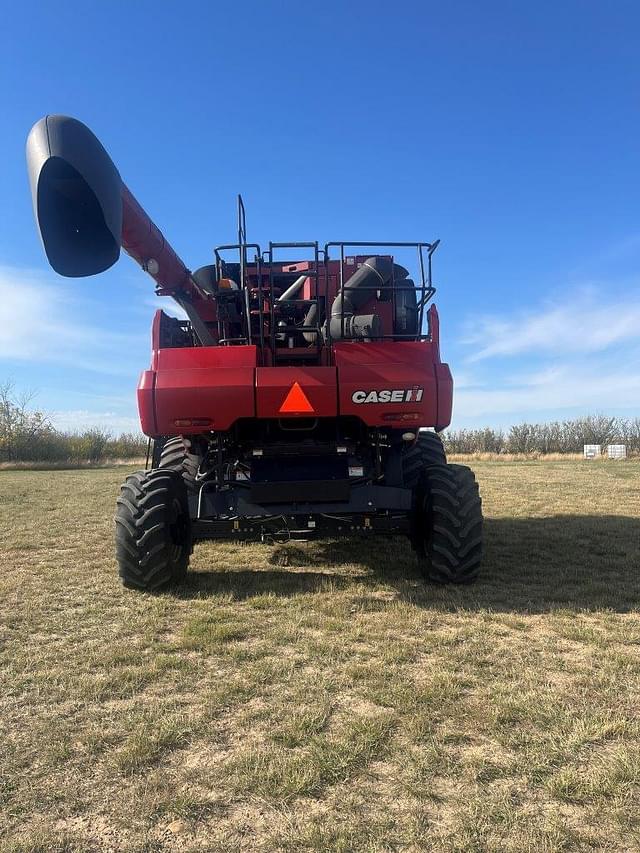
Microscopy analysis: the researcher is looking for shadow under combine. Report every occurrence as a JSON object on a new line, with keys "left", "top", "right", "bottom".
{"left": 175, "top": 515, "right": 640, "bottom": 614}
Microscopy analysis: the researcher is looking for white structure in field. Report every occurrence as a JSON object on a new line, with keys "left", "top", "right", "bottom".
{"left": 607, "top": 444, "right": 627, "bottom": 459}
{"left": 583, "top": 444, "right": 601, "bottom": 459}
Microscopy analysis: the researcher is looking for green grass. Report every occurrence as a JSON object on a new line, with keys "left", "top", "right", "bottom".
{"left": 0, "top": 460, "right": 639, "bottom": 851}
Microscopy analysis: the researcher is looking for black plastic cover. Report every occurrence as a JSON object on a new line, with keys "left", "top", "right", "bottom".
{"left": 26, "top": 115, "right": 123, "bottom": 277}
{"left": 250, "top": 456, "right": 350, "bottom": 503}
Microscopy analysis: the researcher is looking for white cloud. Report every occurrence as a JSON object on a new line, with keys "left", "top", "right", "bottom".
{"left": 451, "top": 285, "right": 640, "bottom": 424}
{"left": 454, "top": 361, "right": 640, "bottom": 420}
{"left": 462, "top": 289, "right": 640, "bottom": 361}
{"left": 0, "top": 266, "right": 143, "bottom": 375}
{"left": 144, "top": 295, "right": 188, "bottom": 320}
{"left": 446, "top": 369, "right": 477, "bottom": 390}
{"left": 50, "top": 409, "right": 142, "bottom": 434}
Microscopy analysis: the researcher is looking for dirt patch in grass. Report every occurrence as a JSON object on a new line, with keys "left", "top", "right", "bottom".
{"left": 0, "top": 460, "right": 639, "bottom": 851}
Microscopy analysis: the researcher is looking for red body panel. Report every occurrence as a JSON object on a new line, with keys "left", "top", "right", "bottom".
{"left": 256, "top": 367, "right": 338, "bottom": 418}
{"left": 136, "top": 290, "right": 454, "bottom": 437}
{"left": 435, "top": 364, "right": 454, "bottom": 431}
{"left": 152, "top": 346, "right": 256, "bottom": 434}
{"left": 334, "top": 341, "right": 440, "bottom": 427}
{"left": 137, "top": 370, "right": 157, "bottom": 435}
{"left": 137, "top": 342, "right": 453, "bottom": 436}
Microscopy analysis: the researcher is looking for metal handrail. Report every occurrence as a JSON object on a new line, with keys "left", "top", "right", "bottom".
{"left": 267, "top": 241, "right": 324, "bottom": 361}
{"left": 211, "top": 237, "right": 440, "bottom": 356}
{"left": 324, "top": 240, "right": 439, "bottom": 350}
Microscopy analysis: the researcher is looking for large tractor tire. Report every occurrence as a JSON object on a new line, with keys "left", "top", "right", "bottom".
{"left": 158, "top": 436, "right": 187, "bottom": 469}
{"left": 114, "top": 469, "right": 192, "bottom": 591}
{"left": 153, "top": 436, "right": 199, "bottom": 490}
{"left": 412, "top": 463, "right": 483, "bottom": 584}
{"left": 402, "top": 432, "right": 447, "bottom": 489}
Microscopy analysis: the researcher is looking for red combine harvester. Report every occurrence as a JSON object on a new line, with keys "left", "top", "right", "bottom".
{"left": 26, "top": 115, "right": 483, "bottom": 591}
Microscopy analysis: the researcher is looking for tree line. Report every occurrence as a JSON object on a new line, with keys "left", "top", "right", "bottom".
{"left": 0, "top": 382, "right": 146, "bottom": 463}
{"left": 2, "top": 381, "right": 638, "bottom": 462}
{"left": 442, "top": 415, "right": 640, "bottom": 455}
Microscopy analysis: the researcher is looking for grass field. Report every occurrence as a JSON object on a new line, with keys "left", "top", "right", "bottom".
{"left": 1, "top": 461, "right": 639, "bottom": 852}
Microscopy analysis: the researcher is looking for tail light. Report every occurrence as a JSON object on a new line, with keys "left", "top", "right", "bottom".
{"left": 381, "top": 412, "right": 420, "bottom": 422}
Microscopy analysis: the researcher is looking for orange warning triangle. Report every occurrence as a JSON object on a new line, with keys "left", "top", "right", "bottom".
{"left": 279, "top": 381, "right": 314, "bottom": 414}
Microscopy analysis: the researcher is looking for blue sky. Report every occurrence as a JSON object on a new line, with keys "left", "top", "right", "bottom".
{"left": 1, "top": 0, "right": 639, "bottom": 432}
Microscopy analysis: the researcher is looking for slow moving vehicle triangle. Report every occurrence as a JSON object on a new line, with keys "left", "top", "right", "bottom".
{"left": 279, "top": 381, "right": 314, "bottom": 414}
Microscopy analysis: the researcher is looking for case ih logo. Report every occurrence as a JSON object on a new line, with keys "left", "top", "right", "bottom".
{"left": 352, "top": 388, "right": 424, "bottom": 404}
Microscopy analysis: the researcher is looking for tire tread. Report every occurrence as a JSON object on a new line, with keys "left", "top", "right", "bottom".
{"left": 415, "top": 463, "right": 483, "bottom": 584}
{"left": 402, "top": 433, "right": 447, "bottom": 488}
{"left": 114, "top": 468, "right": 191, "bottom": 591}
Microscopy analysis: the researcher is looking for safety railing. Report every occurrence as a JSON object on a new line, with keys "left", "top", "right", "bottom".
{"left": 323, "top": 241, "right": 439, "bottom": 348}
{"left": 262, "top": 241, "right": 326, "bottom": 362}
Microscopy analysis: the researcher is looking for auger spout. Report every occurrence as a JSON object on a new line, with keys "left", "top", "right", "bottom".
{"left": 26, "top": 115, "right": 214, "bottom": 343}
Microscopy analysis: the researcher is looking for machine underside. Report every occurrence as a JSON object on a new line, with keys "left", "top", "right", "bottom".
{"left": 169, "top": 417, "right": 416, "bottom": 543}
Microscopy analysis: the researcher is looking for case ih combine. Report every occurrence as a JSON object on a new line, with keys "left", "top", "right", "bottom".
{"left": 26, "top": 115, "right": 483, "bottom": 591}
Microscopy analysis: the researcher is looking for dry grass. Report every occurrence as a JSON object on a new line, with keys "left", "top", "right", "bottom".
{"left": 0, "top": 461, "right": 639, "bottom": 852}
{"left": 447, "top": 452, "right": 639, "bottom": 462}
{"left": 0, "top": 458, "right": 146, "bottom": 471}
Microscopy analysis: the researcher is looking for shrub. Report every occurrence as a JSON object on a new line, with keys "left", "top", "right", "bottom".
{"left": 0, "top": 382, "right": 146, "bottom": 463}
{"left": 442, "top": 415, "right": 640, "bottom": 455}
